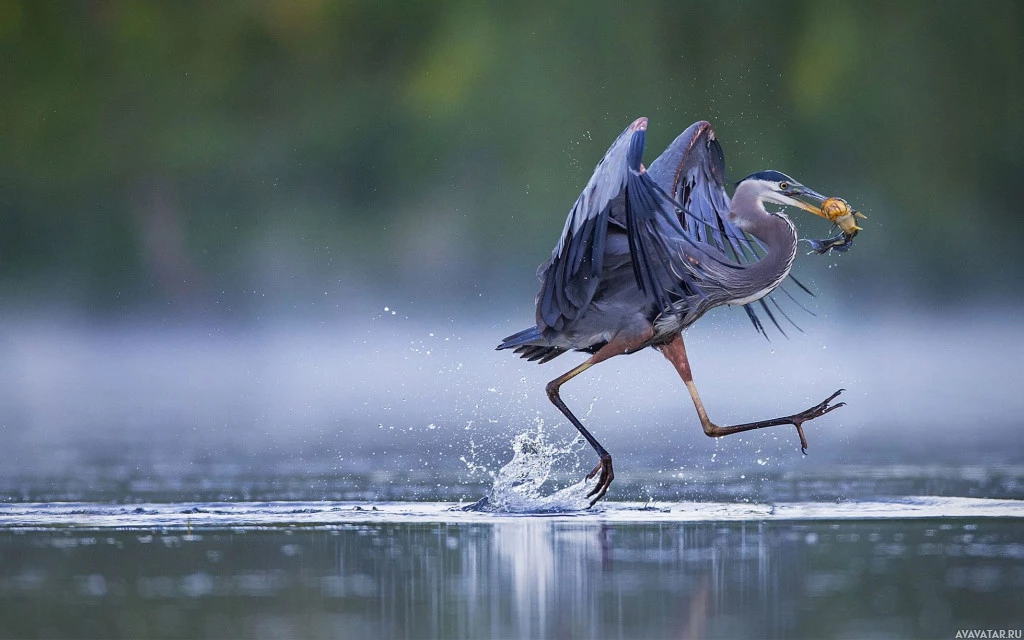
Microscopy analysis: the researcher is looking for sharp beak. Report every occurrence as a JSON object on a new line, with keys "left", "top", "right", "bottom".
{"left": 781, "top": 185, "right": 829, "bottom": 219}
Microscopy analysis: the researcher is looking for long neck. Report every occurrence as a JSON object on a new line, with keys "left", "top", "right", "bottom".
{"left": 722, "top": 186, "right": 799, "bottom": 305}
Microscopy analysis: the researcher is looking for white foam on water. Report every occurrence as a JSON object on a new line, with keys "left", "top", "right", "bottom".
{"left": 1, "top": 497, "right": 1022, "bottom": 531}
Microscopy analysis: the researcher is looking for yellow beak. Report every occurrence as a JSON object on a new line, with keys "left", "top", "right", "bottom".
{"left": 771, "top": 187, "right": 866, "bottom": 234}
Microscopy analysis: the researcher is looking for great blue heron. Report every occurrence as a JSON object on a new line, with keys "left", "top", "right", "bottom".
{"left": 497, "top": 117, "right": 855, "bottom": 506}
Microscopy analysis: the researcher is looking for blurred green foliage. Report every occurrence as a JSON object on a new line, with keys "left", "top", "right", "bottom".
{"left": 1, "top": 0, "right": 1021, "bottom": 315}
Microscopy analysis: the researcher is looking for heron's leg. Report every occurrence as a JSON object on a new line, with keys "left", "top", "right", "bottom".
{"left": 545, "top": 331, "right": 652, "bottom": 506}
{"left": 658, "top": 333, "right": 844, "bottom": 453}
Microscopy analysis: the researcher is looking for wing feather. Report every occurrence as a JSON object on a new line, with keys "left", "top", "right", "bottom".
{"left": 647, "top": 121, "right": 814, "bottom": 337}
{"left": 536, "top": 118, "right": 702, "bottom": 332}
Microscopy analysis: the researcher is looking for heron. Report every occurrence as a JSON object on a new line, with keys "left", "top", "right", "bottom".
{"left": 497, "top": 117, "right": 855, "bottom": 506}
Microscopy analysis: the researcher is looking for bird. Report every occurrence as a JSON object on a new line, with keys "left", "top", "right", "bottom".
{"left": 497, "top": 117, "right": 849, "bottom": 506}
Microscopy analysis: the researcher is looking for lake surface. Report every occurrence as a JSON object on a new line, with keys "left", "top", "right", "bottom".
{"left": 2, "top": 496, "right": 1023, "bottom": 639}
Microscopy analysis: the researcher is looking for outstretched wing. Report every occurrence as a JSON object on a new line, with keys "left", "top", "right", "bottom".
{"left": 647, "top": 121, "right": 814, "bottom": 338}
{"left": 536, "top": 117, "right": 702, "bottom": 333}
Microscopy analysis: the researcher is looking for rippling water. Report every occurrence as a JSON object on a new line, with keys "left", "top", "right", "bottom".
{"left": 3, "top": 443, "right": 1024, "bottom": 639}
{"left": 2, "top": 499, "right": 1023, "bottom": 639}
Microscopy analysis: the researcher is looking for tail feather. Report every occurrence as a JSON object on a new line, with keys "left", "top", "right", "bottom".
{"left": 512, "top": 344, "right": 568, "bottom": 363}
{"left": 537, "top": 348, "right": 566, "bottom": 364}
{"left": 497, "top": 326, "right": 543, "bottom": 350}
{"left": 497, "top": 326, "right": 568, "bottom": 364}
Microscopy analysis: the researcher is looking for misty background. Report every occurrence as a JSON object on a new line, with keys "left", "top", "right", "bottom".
{"left": 1, "top": 1, "right": 1022, "bottom": 500}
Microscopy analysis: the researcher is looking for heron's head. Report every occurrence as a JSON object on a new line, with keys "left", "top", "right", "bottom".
{"left": 736, "top": 170, "right": 833, "bottom": 220}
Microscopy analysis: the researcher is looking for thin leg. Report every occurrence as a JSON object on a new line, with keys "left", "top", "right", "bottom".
{"left": 546, "top": 330, "right": 652, "bottom": 506}
{"left": 658, "top": 333, "right": 844, "bottom": 453}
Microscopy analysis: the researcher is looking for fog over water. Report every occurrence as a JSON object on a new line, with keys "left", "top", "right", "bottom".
{"left": 3, "top": 302, "right": 1020, "bottom": 499}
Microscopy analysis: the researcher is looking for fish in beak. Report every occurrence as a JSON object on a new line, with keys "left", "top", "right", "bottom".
{"left": 804, "top": 196, "right": 868, "bottom": 254}
{"left": 766, "top": 184, "right": 867, "bottom": 255}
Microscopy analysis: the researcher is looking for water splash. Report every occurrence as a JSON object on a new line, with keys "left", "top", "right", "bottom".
{"left": 465, "top": 427, "right": 593, "bottom": 513}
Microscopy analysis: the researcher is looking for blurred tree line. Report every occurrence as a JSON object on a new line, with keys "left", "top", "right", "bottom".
{"left": 0, "top": 0, "right": 1021, "bottom": 317}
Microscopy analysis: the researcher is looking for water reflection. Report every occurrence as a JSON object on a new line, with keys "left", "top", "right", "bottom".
{"left": 2, "top": 519, "right": 1022, "bottom": 638}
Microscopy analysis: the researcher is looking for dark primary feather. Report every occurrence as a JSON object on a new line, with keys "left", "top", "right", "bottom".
{"left": 533, "top": 127, "right": 626, "bottom": 333}
{"left": 534, "top": 119, "right": 703, "bottom": 334}
{"left": 647, "top": 121, "right": 733, "bottom": 246}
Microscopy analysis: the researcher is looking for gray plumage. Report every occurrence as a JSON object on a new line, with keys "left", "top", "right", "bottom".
{"left": 498, "top": 118, "right": 825, "bottom": 360}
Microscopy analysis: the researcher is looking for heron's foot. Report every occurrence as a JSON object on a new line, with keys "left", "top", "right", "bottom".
{"left": 787, "top": 389, "right": 845, "bottom": 454}
{"left": 585, "top": 454, "right": 614, "bottom": 507}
